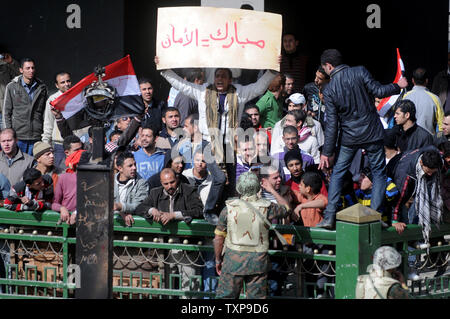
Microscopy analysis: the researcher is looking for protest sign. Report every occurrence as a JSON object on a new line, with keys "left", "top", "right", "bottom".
{"left": 156, "top": 6, "right": 282, "bottom": 71}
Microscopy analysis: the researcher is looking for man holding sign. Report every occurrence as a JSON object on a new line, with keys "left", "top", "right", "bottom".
{"left": 155, "top": 59, "right": 279, "bottom": 159}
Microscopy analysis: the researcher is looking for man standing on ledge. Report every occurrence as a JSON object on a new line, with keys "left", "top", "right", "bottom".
{"left": 317, "top": 49, "right": 408, "bottom": 229}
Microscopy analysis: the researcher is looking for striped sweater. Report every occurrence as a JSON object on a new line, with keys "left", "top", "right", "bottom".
{"left": 4, "top": 174, "right": 53, "bottom": 212}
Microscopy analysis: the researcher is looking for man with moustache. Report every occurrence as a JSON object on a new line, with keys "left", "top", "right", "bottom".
{"left": 42, "top": 71, "right": 72, "bottom": 167}
{"left": 158, "top": 107, "right": 183, "bottom": 148}
{"left": 280, "top": 32, "right": 308, "bottom": 92}
{"left": 155, "top": 55, "right": 279, "bottom": 164}
{"left": 133, "top": 125, "right": 165, "bottom": 180}
{"left": 435, "top": 111, "right": 450, "bottom": 146}
{"left": 136, "top": 168, "right": 204, "bottom": 224}
{"left": 139, "top": 78, "right": 165, "bottom": 134}
{"left": 135, "top": 168, "right": 204, "bottom": 295}
{"left": 281, "top": 74, "right": 296, "bottom": 115}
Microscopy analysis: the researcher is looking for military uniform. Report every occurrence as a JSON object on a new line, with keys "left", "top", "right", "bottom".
{"left": 355, "top": 246, "right": 411, "bottom": 299}
{"left": 215, "top": 196, "right": 289, "bottom": 299}
{"left": 356, "top": 265, "right": 410, "bottom": 299}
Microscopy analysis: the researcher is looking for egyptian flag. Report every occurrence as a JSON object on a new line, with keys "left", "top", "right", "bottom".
{"left": 50, "top": 55, "right": 144, "bottom": 130}
{"left": 377, "top": 48, "right": 406, "bottom": 117}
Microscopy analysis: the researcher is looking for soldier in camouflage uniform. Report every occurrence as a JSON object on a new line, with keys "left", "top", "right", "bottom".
{"left": 214, "top": 171, "right": 291, "bottom": 299}
{"left": 356, "top": 246, "right": 412, "bottom": 299}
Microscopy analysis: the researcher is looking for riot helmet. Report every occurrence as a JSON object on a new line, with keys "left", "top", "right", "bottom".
{"left": 84, "top": 65, "right": 116, "bottom": 121}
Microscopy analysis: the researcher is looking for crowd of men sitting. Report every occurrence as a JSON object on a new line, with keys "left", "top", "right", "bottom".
{"left": 0, "top": 36, "right": 450, "bottom": 297}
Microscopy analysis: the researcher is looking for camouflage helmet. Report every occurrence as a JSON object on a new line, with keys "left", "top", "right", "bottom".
{"left": 236, "top": 171, "right": 260, "bottom": 197}
{"left": 373, "top": 246, "right": 401, "bottom": 271}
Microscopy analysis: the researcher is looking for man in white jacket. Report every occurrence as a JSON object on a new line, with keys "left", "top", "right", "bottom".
{"left": 113, "top": 152, "right": 149, "bottom": 227}
{"left": 42, "top": 72, "right": 72, "bottom": 167}
{"left": 155, "top": 56, "right": 279, "bottom": 164}
{"left": 271, "top": 111, "right": 320, "bottom": 164}
{"left": 271, "top": 93, "right": 324, "bottom": 156}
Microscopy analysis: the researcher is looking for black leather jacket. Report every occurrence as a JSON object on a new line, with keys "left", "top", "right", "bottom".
{"left": 135, "top": 182, "right": 204, "bottom": 224}
{"left": 322, "top": 64, "right": 400, "bottom": 156}
{"left": 393, "top": 123, "right": 434, "bottom": 153}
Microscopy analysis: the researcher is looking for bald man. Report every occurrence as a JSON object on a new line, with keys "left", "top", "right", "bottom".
{"left": 135, "top": 168, "right": 204, "bottom": 224}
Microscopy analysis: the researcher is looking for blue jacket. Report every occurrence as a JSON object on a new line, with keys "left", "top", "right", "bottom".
{"left": 133, "top": 148, "right": 166, "bottom": 180}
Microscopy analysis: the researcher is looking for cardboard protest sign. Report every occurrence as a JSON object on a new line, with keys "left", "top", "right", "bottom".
{"left": 156, "top": 6, "right": 282, "bottom": 71}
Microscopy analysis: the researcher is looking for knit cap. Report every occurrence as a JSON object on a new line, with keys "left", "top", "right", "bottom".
{"left": 33, "top": 142, "right": 53, "bottom": 159}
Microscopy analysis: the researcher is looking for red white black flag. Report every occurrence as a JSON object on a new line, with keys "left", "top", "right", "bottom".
{"left": 50, "top": 55, "right": 144, "bottom": 123}
{"left": 377, "top": 48, "right": 405, "bottom": 117}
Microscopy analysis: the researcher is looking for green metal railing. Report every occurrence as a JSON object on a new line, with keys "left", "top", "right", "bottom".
{"left": 0, "top": 208, "right": 449, "bottom": 299}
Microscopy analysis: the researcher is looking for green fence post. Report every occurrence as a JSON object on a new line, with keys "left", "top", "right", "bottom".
{"left": 62, "top": 224, "right": 69, "bottom": 298}
{"left": 335, "top": 204, "right": 382, "bottom": 299}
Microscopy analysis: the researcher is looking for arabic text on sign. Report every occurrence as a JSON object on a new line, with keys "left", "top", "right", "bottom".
{"left": 161, "top": 22, "right": 265, "bottom": 50}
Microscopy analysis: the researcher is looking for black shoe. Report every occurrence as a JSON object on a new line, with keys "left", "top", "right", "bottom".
{"left": 316, "top": 217, "right": 335, "bottom": 229}
{"left": 434, "top": 266, "right": 448, "bottom": 278}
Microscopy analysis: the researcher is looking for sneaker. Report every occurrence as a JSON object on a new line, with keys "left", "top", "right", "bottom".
{"left": 380, "top": 221, "right": 389, "bottom": 228}
{"left": 316, "top": 217, "right": 335, "bottom": 229}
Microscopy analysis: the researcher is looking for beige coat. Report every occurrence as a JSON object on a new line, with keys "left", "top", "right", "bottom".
{"left": 42, "top": 90, "right": 64, "bottom": 145}
{"left": 0, "top": 149, "right": 35, "bottom": 186}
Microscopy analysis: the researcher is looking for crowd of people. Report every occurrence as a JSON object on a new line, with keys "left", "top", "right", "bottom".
{"left": 0, "top": 33, "right": 450, "bottom": 299}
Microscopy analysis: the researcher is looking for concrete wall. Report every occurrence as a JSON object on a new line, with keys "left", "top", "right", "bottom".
{"left": 1, "top": 0, "right": 448, "bottom": 98}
